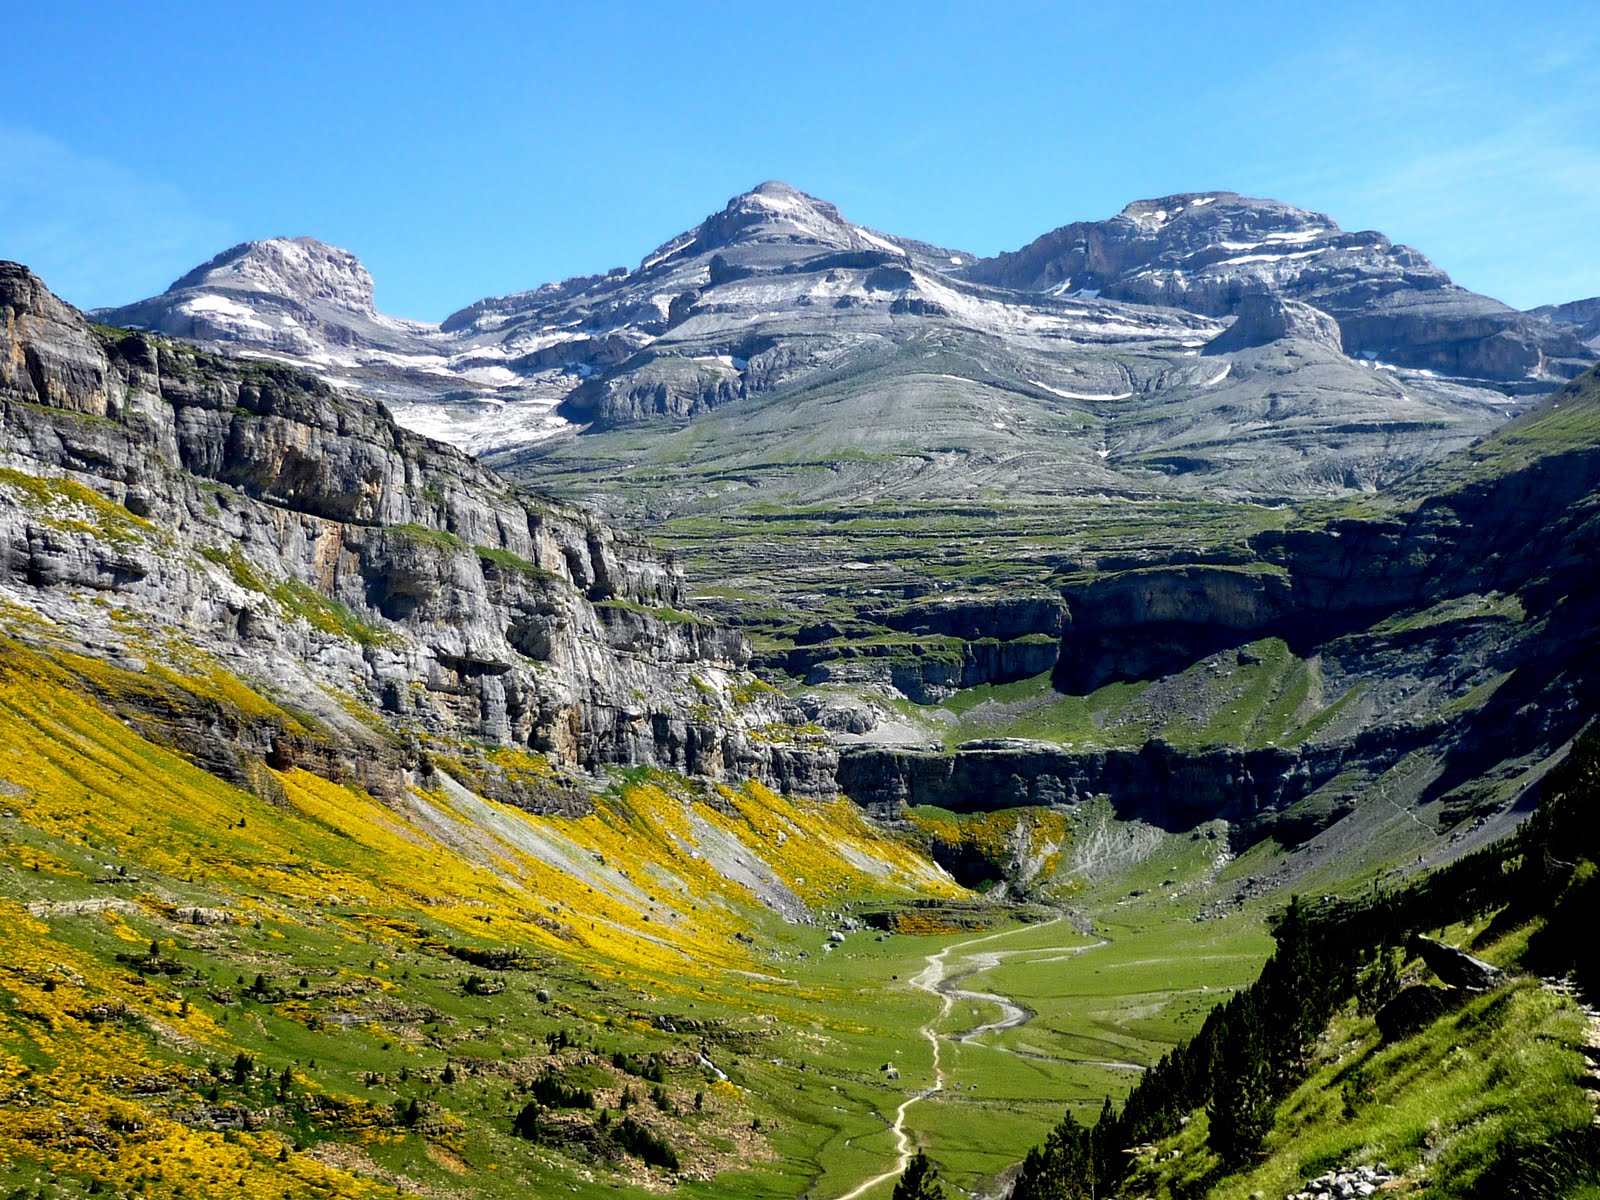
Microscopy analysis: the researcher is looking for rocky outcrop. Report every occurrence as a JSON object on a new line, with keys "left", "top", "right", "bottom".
{"left": 2, "top": 261, "right": 835, "bottom": 794}
{"left": 1203, "top": 294, "right": 1343, "bottom": 355}
{"left": 560, "top": 350, "right": 746, "bottom": 426}
{"left": 1376, "top": 984, "right": 1467, "bottom": 1042}
{"left": 772, "top": 635, "right": 1060, "bottom": 704}
{"left": 865, "top": 595, "right": 1070, "bottom": 641}
{"left": 1287, "top": 1163, "right": 1399, "bottom": 1199}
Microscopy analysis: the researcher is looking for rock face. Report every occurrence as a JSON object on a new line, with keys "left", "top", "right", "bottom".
{"left": 836, "top": 737, "right": 1373, "bottom": 830}
{"left": 1531, "top": 296, "right": 1600, "bottom": 348}
{"left": 2, "top": 261, "right": 835, "bottom": 795}
{"left": 964, "top": 192, "right": 1592, "bottom": 385}
{"left": 2, "top": 265, "right": 123, "bottom": 415}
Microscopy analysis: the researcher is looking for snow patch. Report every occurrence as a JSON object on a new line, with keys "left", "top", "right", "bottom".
{"left": 1215, "top": 248, "right": 1322, "bottom": 267}
{"left": 853, "top": 226, "right": 904, "bottom": 256}
{"left": 182, "top": 293, "right": 277, "bottom": 333}
{"left": 392, "top": 397, "right": 573, "bottom": 454}
{"left": 640, "top": 234, "right": 695, "bottom": 272}
{"left": 1030, "top": 380, "right": 1135, "bottom": 402}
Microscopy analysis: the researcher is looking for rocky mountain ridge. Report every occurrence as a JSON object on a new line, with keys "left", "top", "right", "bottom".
{"left": 95, "top": 184, "right": 1594, "bottom": 492}
{"left": 102, "top": 236, "right": 438, "bottom": 360}
{"left": 963, "top": 192, "right": 1592, "bottom": 385}
{"left": 15, "top": 252, "right": 1600, "bottom": 867}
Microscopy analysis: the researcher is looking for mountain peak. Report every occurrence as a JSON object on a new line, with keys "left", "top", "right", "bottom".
{"left": 1114, "top": 192, "right": 1333, "bottom": 234}
{"left": 746, "top": 179, "right": 806, "bottom": 198}
{"left": 703, "top": 180, "right": 851, "bottom": 245}
{"left": 168, "top": 236, "right": 377, "bottom": 315}
{"left": 636, "top": 181, "right": 869, "bottom": 269}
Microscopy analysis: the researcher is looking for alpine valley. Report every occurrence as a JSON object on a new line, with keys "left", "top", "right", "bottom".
{"left": 1, "top": 182, "right": 1597, "bottom": 1200}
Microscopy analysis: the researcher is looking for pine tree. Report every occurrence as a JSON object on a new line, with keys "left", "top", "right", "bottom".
{"left": 511, "top": 1100, "right": 544, "bottom": 1142}
{"left": 1207, "top": 1006, "right": 1273, "bottom": 1166}
{"left": 1011, "top": 1111, "right": 1094, "bottom": 1200}
{"left": 1089, "top": 1096, "right": 1119, "bottom": 1192}
{"left": 892, "top": 1149, "right": 946, "bottom": 1200}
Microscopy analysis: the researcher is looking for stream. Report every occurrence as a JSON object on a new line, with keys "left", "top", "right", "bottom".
{"left": 834, "top": 917, "right": 1114, "bottom": 1200}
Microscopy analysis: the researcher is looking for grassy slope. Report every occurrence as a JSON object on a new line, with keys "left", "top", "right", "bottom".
{"left": 0, "top": 636, "right": 966, "bottom": 1199}
{"left": 1120, "top": 923, "right": 1597, "bottom": 1200}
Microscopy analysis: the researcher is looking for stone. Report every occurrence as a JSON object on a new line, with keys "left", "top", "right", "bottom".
{"left": 1409, "top": 935, "right": 1504, "bottom": 991}
{"left": 175, "top": 906, "right": 234, "bottom": 926}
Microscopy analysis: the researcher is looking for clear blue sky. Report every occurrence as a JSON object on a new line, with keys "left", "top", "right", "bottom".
{"left": 4, "top": 0, "right": 1596, "bottom": 320}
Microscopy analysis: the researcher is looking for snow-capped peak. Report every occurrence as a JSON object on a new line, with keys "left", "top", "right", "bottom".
{"left": 637, "top": 181, "right": 870, "bottom": 269}
{"left": 167, "top": 236, "right": 378, "bottom": 315}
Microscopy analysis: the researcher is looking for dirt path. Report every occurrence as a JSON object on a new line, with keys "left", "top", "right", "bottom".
{"left": 1545, "top": 976, "right": 1600, "bottom": 1126}
{"left": 835, "top": 916, "right": 1102, "bottom": 1200}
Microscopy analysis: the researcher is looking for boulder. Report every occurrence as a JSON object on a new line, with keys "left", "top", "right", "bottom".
{"left": 1409, "top": 935, "right": 1503, "bottom": 991}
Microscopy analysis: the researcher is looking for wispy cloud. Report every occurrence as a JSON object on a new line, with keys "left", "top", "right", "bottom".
{"left": 1337, "top": 123, "right": 1600, "bottom": 306}
{"left": 0, "top": 124, "right": 233, "bottom": 310}
{"left": 1219, "top": 29, "right": 1600, "bottom": 309}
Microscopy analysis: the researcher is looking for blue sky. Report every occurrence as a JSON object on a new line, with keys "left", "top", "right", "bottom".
{"left": 4, "top": 0, "right": 1596, "bottom": 320}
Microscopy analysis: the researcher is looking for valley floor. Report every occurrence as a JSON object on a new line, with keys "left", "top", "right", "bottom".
{"left": 0, "top": 630, "right": 1287, "bottom": 1200}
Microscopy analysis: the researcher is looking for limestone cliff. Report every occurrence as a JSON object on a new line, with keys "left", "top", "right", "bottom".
{"left": 0, "top": 262, "right": 835, "bottom": 797}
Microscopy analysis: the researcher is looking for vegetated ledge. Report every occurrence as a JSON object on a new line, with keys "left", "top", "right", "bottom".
{"left": 836, "top": 726, "right": 1424, "bottom": 847}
